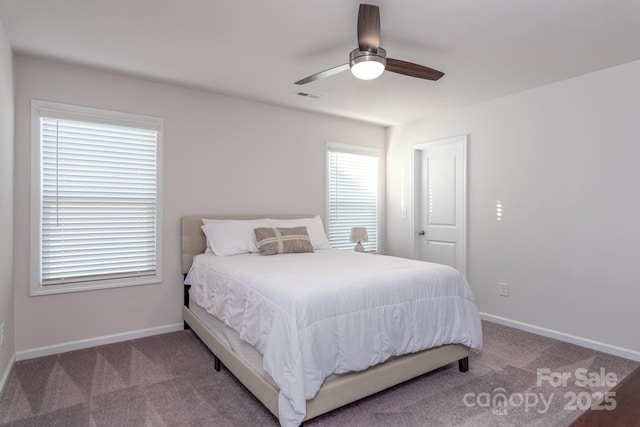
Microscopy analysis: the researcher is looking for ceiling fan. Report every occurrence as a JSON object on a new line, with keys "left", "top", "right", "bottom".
{"left": 295, "top": 3, "right": 444, "bottom": 85}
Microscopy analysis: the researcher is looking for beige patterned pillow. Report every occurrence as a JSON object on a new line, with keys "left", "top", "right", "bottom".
{"left": 254, "top": 227, "right": 314, "bottom": 256}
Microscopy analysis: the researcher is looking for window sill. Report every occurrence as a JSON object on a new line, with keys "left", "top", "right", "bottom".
{"left": 29, "top": 274, "right": 162, "bottom": 296}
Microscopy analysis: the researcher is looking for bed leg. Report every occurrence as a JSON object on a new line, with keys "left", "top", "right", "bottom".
{"left": 183, "top": 320, "right": 191, "bottom": 330}
{"left": 214, "top": 355, "right": 222, "bottom": 372}
{"left": 458, "top": 357, "right": 469, "bottom": 372}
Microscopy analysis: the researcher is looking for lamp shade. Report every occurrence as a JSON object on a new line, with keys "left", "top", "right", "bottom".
{"left": 350, "top": 227, "right": 369, "bottom": 243}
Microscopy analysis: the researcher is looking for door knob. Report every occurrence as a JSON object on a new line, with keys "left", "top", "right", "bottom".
{"left": 418, "top": 230, "right": 425, "bottom": 235}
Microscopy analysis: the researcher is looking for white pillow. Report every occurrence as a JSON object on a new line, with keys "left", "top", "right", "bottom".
{"left": 202, "top": 218, "right": 231, "bottom": 253}
{"left": 268, "top": 215, "right": 331, "bottom": 250}
{"left": 202, "top": 218, "right": 225, "bottom": 254}
{"left": 201, "top": 219, "right": 271, "bottom": 256}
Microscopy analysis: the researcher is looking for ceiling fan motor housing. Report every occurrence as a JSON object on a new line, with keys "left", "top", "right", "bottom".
{"left": 349, "top": 47, "right": 387, "bottom": 68}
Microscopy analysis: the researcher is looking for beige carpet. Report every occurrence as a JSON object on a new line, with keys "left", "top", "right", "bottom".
{"left": 0, "top": 321, "right": 637, "bottom": 426}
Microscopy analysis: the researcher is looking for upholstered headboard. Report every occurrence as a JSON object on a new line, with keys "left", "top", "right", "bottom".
{"left": 180, "top": 215, "right": 315, "bottom": 274}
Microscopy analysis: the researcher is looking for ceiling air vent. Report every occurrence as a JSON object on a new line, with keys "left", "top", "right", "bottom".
{"left": 294, "top": 91, "right": 322, "bottom": 99}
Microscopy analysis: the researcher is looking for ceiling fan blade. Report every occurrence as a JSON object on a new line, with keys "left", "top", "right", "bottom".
{"left": 357, "top": 4, "right": 380, "bottom": 52}
{"left": 295, "top": 63, "right": 350, "bottom": 85}
{"left": 386, "top": 58, "right": 445, "bottom": 81}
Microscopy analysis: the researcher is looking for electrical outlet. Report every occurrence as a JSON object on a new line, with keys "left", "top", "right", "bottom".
{"left": 0, "top": 323, "right": 4, "bottom": 347}
{"left": 499, "top": 283, "right": 509, "bottom": 297}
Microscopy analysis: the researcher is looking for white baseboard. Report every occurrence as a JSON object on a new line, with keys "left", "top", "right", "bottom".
{"left": 481, "top": 312, "right": 640, "bottom": 362}
{"left": 0, "top": 353, "right": 16, "bottom": 397}
{"left": 13, "top": 315, "right": 639, "bottom": 364}
{"left": 15, "top": 323, "right": 184, "bottom": 362}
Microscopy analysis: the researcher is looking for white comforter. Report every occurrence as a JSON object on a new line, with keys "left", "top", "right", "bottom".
{"left": 185, "top": 249, "right": 482, "bottom": 427}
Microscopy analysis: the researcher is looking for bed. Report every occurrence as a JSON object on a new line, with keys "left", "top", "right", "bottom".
{"left": 181, "top": 215, "right": 482, "bottom": 426}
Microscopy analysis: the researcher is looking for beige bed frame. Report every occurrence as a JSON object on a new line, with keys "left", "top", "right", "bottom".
{"left": 181, "top": 215, "right": 471, "bottom": 423}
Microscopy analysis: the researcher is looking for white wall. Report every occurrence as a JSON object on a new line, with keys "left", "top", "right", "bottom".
{"left": 0, "top": 20, "right": 15, "bottom": 384}
{"left": 13, "top": 55, "right": 385, "bottom": 353}
{"left": 386, "top": 60, "right": 640, "bottom": 355}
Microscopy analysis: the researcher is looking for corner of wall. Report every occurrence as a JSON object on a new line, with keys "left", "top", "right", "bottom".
{"left": 0, "top": 17, "right": 17, "bottom": 394}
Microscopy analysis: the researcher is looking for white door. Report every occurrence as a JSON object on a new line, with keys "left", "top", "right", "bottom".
{"left": 413, "top": 135, "right": 467, "bottom": 275}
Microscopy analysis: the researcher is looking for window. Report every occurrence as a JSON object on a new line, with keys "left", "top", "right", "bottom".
{"left": 327, "top": 143, "right": 380, "bottom": 252}
{"left": 30, "top": 100, "right": 163, "bottom": 295}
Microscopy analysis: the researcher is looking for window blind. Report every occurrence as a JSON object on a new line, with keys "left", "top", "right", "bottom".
{"left": 327, "top": 149, "right": 379, "bottom": 251}
{"left": 40, "top": 117, "right": 158, "bottom": 285}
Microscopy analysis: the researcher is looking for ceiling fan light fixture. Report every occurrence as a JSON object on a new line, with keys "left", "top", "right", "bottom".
{"left": 349, "top": 48, "right": 387, "bottom": 80}
{"left": 294, "top": 5, "right": 445, "bottom": 85}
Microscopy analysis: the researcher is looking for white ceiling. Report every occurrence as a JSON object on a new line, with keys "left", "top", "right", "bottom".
{"left": 1, "top": 0, "right": 639, "bottom": 126}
